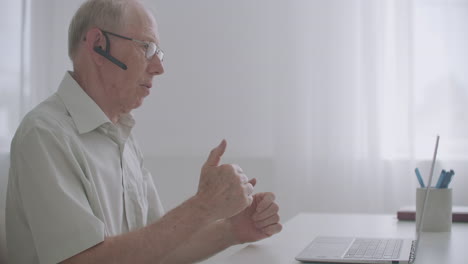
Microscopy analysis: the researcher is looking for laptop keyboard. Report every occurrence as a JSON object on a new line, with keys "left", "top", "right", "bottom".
{"left": 344, "top": 238, "right": 402, "bottom": 259}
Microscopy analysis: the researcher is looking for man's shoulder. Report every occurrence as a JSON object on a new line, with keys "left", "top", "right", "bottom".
{"left": 15, "top": 94, "right": 77, "bottom": 142}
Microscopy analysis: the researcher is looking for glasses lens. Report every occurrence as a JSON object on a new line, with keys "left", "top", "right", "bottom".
{"left": 146, "top": 42, "right": 157, "bottom": 59}
{"left": 146, "top": 42, "right": 164, "bottom": 61}
{"left": 157, "top": 49, "right": 164, "bottom": 61}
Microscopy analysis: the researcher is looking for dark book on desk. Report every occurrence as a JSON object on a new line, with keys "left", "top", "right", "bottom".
{"left": 397, "top": 206, "right": 468, "bottom": 222}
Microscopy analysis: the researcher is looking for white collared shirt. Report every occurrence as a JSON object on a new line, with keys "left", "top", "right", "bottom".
{"left": 6, "top": 72, "right": 165, "bottom": 264}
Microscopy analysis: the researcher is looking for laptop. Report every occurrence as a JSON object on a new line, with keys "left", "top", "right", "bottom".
{"left": 295, "top": 135, "right": 440, "bottom": 264}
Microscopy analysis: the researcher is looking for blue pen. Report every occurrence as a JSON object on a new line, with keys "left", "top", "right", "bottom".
{"left": 441, "top": 170, "right": 455, "bottom": 188}
{"left": 439, "top": 171, "right": 450, "bottom": 188}
{"left": 415, "top": 168, "right": 425, "bottom": 188}
{"left": 435, "top": 170, "right": 446, "bottom": 188}
{"left": 446, "top": 170, "right": 455, "bottom": 188}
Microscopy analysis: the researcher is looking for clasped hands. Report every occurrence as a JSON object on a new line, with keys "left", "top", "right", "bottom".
{"left": 197, "top": 139, "right": 282, "bottom": 244}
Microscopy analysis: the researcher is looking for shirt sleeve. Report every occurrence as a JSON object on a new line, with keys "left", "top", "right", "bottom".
{"left": 11, "top": 124, "right": 105, "bottom": 264}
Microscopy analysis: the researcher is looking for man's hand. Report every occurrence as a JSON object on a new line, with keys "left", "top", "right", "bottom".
{"left": 197, "top": 140, "right": 254, "bottom": 221}
{"left": 227, "top": 181, "right": 283, "bottom": 244}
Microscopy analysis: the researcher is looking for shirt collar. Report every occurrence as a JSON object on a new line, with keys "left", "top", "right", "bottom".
{"left": 57, "top": 71, "right": 113, "bottom": 134}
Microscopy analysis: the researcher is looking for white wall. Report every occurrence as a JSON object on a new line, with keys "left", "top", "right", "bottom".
{"left": 134, "top": 0, "right": 383, "bottom": 219}
{"left": 33, "top": 0, "right": 299, "bottom": 216}
{"left": 134, "top": 0, "right": 281, "bottom": 211}
{"left": 133, "top": 0, "right": 350, "bottom": 217}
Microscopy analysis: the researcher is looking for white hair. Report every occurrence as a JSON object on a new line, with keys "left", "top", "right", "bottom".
{"left": 68, "top": 0, "right": 131, "bottom": 61}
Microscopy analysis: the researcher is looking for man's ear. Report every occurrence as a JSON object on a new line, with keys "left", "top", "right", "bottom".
{"left": 84, "top": 28, "right": 106, "bottom": 66}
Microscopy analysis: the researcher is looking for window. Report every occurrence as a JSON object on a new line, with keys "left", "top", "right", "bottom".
{"left": 413, "top": 0, "right": 468, "bottom": 160}
{"left": 379, "top": 0, "right": 468, "bottom": 160}
{"left": 0, "top": 0, "right": 30, "bottom": 152}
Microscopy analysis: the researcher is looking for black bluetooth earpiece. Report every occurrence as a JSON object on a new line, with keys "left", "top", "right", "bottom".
{"left": 94, "top": 46, "right": 128, "bottom": 70}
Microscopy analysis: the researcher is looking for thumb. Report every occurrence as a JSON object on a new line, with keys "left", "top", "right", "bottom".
{"left": 204, "top": 139, "right": 227, "bottom": 167}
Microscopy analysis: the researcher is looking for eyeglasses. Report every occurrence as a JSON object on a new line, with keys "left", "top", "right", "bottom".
{"left": 101, "top": 29, "right": 164, "bottom": 61}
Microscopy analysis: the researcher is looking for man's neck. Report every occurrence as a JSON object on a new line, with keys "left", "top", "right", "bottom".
{"left": 70, "top": 71, "right": 121, "bottom": 124}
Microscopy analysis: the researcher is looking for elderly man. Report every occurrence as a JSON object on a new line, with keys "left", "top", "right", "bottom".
{"left": 6, "top": 0, "right": 282, "bottom": 263}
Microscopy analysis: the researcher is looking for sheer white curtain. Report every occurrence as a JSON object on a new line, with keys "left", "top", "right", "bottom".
{"left": 412, "top": 0, "right": 468, "bottom": 214}
{"left": 0, "top": 0, "right": 74, "bottom": 153}
{"left": 0, "top": 0, "right": 29, "bottom": 153}
{"left": 413, "top": 0, "right": 468, "bottom": 159}
{"left": 270, "top": 0, "right": 468, "bottom": 218}
{"left": 0, "top": 2, "right": 29, "bottom": 261}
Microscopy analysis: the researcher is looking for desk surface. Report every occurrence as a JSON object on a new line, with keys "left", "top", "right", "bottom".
{"left": 220, "top": 213, "right": 468, "bottom": 264}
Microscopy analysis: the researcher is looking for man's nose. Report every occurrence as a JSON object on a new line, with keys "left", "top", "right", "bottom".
{"left": 147, "top": 56, "right": 164, "bottom": 76}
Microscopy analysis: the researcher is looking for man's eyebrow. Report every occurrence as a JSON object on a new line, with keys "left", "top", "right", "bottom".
{"left": 136, "top": 32, "right": 156, "bottom": 44}
{"left": 146, "top": 34, "right": 159, "bottom": 44}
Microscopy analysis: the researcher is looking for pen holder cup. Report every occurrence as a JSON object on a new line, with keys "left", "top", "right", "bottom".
{"left": 416, "top": 188, "right": 452, "bottom": 232}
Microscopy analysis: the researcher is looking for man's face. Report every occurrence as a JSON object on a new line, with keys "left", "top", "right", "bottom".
{"left": 103, "top": 11, "right": 164, "bottom": 114}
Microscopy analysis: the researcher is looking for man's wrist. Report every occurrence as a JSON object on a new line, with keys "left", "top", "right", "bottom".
{"left": 215, "top": 218, "right": 240, "bottom": 247}
{"left": 187, "top": 194, "right": 241, "bottom": 247}
{"left": 189, "top": 194, "right": 242, "bottom": 246}
{"left": 224, "top": 217, "right": 245, "bottom": 246}
{"left": 189, "top": 194, "right": 219, "bottom": 224}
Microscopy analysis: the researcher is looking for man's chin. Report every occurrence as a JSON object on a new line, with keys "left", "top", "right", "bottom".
{"left": 132, "top": 98, "right": 145, "bottom": 109}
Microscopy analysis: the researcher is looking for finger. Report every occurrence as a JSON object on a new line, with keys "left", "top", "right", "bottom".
{"left": 240, "top": 174, "right": 249, "bottom": 184}
{"left": 244, "top": 183, "right": 254, "bottom": 196}
{"left": 255, "top": 214, "right": 280, "bottom": 229}
{"left": 246, "top": 194, "right": 254, "bottom": 206}
{"left": 233, "top": 164, "right": 244, "bottom": 174}
{"left": 248, "top": 178, "right": 257, "bottom": 187}
{"left": 234, "top": 165, "right": 251, "bottom": 183}
{"left": 261, "top": 223, "right": 283, "bottom": 236}
{"left": 255, "top": 192, "right": 275, "bottom": 213}
{"left": 204, "top": 139, "right": 227, "bottom": 167}
{"left": 253, "top": 202, "right": 279, "bottom": 221}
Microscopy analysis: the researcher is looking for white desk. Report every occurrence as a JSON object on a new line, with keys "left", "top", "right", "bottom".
{"left": 220, "top": 213, "right": 468, "bottom": 264}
